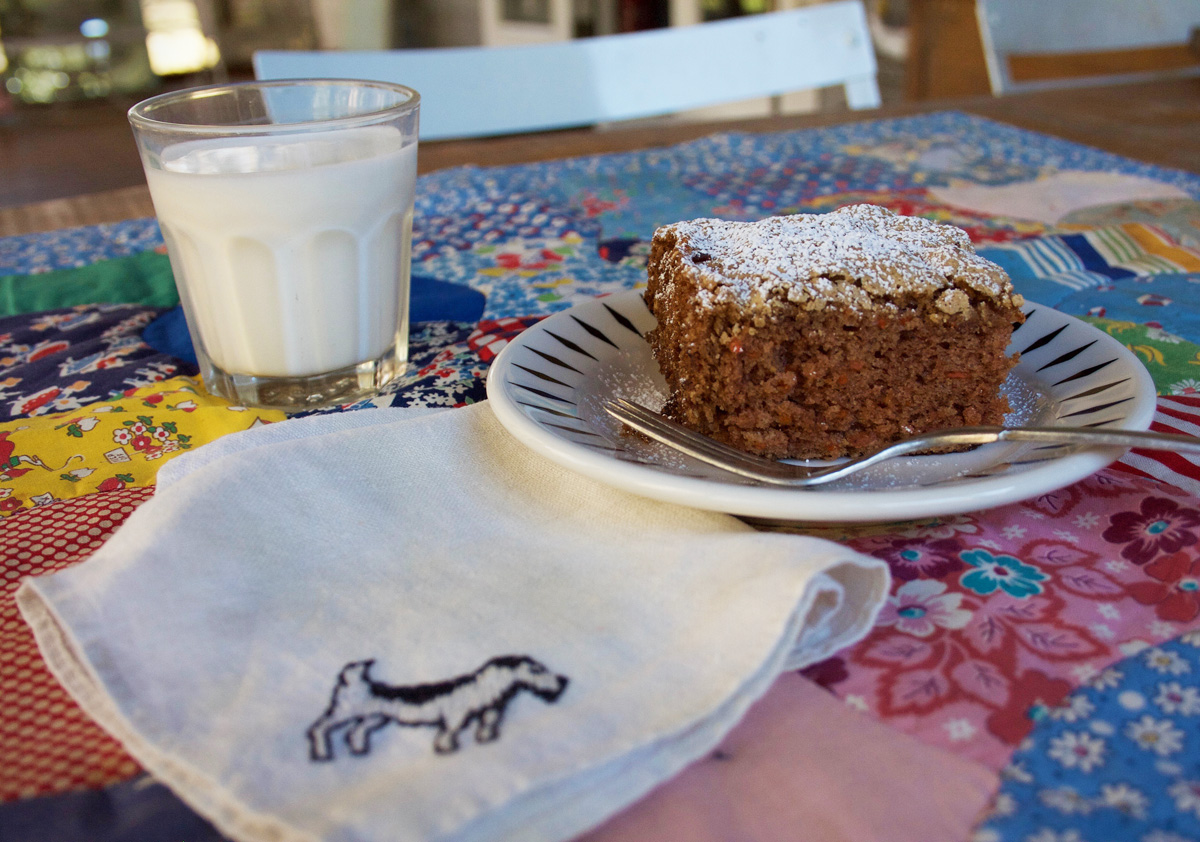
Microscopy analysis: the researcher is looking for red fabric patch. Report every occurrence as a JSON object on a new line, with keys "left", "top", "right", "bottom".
{"left": 467, "top": 316, "right": 544, "bottom": 363}
{"left": 0, "top": 488, "right": 152, "bottom": 801}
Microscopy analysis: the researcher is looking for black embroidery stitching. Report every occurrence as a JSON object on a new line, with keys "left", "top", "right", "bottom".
{"left": 307, "top": 655, "right": 569, "bottom": 760}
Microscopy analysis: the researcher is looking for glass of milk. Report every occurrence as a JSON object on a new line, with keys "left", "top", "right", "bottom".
{"left": 128, "top": 79, "right": 420, "bottom": 410}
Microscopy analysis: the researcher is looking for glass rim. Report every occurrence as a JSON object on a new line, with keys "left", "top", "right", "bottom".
{"left": 128, "top": 78, "right": 420, "bottom": 136}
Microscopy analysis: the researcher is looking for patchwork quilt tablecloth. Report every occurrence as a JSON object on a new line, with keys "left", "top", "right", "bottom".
{"left": 5, "top": 111, "right": 1200, "bottom": 842}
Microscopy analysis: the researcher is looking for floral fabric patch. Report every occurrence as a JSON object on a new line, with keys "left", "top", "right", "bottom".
{"left": 0, "top": 377, "right": 284, "bottom": 516}
{"left": 803, "top": 472, "right": 1200, "bottom": 770}
{"left": 975, "top": 633, "right": 1200, "bottom": 842}
{"left": 0, "top": 304, "right": 194, "bottom": 424}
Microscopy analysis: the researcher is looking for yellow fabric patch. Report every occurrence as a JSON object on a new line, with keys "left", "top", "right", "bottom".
{"left": 0, "top": 377, "right": 286, "bottom": 517}
{"left": 1121, "top": 222, "right": 1200, "bottom": 271}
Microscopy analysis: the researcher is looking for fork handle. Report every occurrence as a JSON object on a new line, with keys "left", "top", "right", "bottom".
{"left": 928, "top": 426, "right": 1200, "bottom": 453}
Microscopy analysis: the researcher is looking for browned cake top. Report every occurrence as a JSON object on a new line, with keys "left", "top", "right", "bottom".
{"left": 654, "top": 204, "right": 1021, "bottom": 314}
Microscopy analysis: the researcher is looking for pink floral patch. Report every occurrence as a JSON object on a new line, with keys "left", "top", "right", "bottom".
{"left": 877, "top": 580, "right": 971, "bottom": 637}
{"left": 805, "top": 471, "right": 1200, "bottom": 771}
{"left": 1102, "top": 496, "right": 1200, "bottom": 564}
{"left": 1128, "top": 550, "right": 1200, "bottom": 622}
{"left": 874, "top": 537, "right": 964, "bottom": 581}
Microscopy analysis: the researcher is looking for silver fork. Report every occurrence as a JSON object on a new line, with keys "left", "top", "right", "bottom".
{"left": 604, "top": 397, "right": 1200, "bottom": 487}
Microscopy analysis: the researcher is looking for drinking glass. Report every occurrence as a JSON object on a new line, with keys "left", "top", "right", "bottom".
{"left": 129, "top": 79, "right": 420, "bottom": 410}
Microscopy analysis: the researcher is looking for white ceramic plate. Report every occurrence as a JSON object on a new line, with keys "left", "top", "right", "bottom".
{"left": 486, "top": 291, "right": 1157, "bottom": 522}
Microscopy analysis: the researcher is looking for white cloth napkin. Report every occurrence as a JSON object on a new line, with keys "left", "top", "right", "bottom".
{"left": 18, "top": 402, "right": 889, "bottom": 842}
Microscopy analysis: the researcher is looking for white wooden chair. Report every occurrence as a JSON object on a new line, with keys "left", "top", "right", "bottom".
{"left": 975, "top": 0, "right": 1200, "bottom": 95}
{"left": 253, "top": 0, "right": 880, "bottom": 141}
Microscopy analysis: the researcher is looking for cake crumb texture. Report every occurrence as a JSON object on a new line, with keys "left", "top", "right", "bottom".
{"left": 643, "top": 205, "right": 1026, "bottom": 460}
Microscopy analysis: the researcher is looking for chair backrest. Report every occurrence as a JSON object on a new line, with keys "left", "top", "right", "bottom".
{"left": 976, "top": 0, "right": 1200, "bottom": 95}
{"left": 253, "top": 1, "right": 880, "bottom": 141}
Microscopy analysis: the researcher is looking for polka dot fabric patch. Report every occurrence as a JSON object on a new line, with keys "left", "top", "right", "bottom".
{"left": 0, "top": 489, "right": 150, "bottom": 800}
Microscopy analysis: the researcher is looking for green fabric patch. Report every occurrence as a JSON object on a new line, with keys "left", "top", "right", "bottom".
{"left": 0, "top": 250, "right": 178, "bottom": 317}
{"left": 1082, "top": 316, "right": 1200, "bottom": 396}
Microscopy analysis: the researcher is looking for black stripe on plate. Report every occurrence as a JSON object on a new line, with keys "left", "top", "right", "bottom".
{"left": 1012, "top": 308, "right": 1035, "bottom": 333}
{"left": 516, "top": 400, "right": 576, "bottom": 419}
{"left": 1036, "top": 340, "right": 1098, "bottom": 372}
{"left": 526, "top": 347, "right": 584, "bottom": 374}
{"left": 545, "top": 329, "right": 599, "bottom": 360}
{"left": 1007, "top": 437, "right": 1112, "bottom": 463}
{"left": 1060, "top": 396, "right": 1133, "bottom": 418}
{"left": 604, "top": 303, "right": 644, "bottom": 338}
{"left": 509, "top": 381, "right": 577, "bottom": 405}
{"left": 1018, "top": 323, "right": 1068, "bottom": 355}
{"left": 952, "top": 443, "right": 1072, "bottom": 475}
{"left": 580, "top": 442, "right": 627, "bottom": 454}
{"left": 571, "top": 315, "right": 621, "bottom": 349}
{"left": 544, "top": 421, "right": 603, "bottom": 438}
{"left": 614, "top": 451, "right": 657, "bottom": 464}
{"left": 958, "top": 469, "right": 1011, "bottom": 479}
{"left": 1060, "top": 378, "right": 1130, "bottom": 402}
{"left": 512, "top": 362, "right": 572, "bottom": 388}
{"left": 1052, "top": 358, "right": 1118, "bottom": 387}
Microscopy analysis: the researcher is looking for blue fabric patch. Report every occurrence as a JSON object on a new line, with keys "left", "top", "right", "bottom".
{"left": 0, "top": 304, "right": 195, "bottom": 422}
{"left": 1061, "top": 233, "right": 1138, "bottom": 281}
{"left": 976, "top": 635, "right": 1200, "bottom": 841}
{"left": 410, "top": 275, "right": 486, "bottom": 323}
{"left": 0, "top": 775, "right": 227, "bottom": 842}
{"left": 141, "top": 306, "right": 197, "bottom": 366}
{"left": 1046, "top": 273, "right": 1200, "bottom": 341}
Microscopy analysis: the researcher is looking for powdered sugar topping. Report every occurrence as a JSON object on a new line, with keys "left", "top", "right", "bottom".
{"left": 658, "top": 204, "right": 1017, "bottom": 312}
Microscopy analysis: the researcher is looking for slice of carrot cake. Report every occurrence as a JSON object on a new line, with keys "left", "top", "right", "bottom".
{"left": 642, "top": 204, "right": 1025, "bottom": 459}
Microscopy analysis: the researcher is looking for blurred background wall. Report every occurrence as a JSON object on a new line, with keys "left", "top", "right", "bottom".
{"left": 0, "top": 0, "right": 929, "bottom": 112}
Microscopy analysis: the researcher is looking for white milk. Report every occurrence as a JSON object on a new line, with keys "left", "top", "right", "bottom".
{"left": 145, "top": 126, "right": 417, "bottom": 378}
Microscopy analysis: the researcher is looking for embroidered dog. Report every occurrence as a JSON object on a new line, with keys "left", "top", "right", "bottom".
{"left": 307, "top": 655, "right": 569, "bottom": 760}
